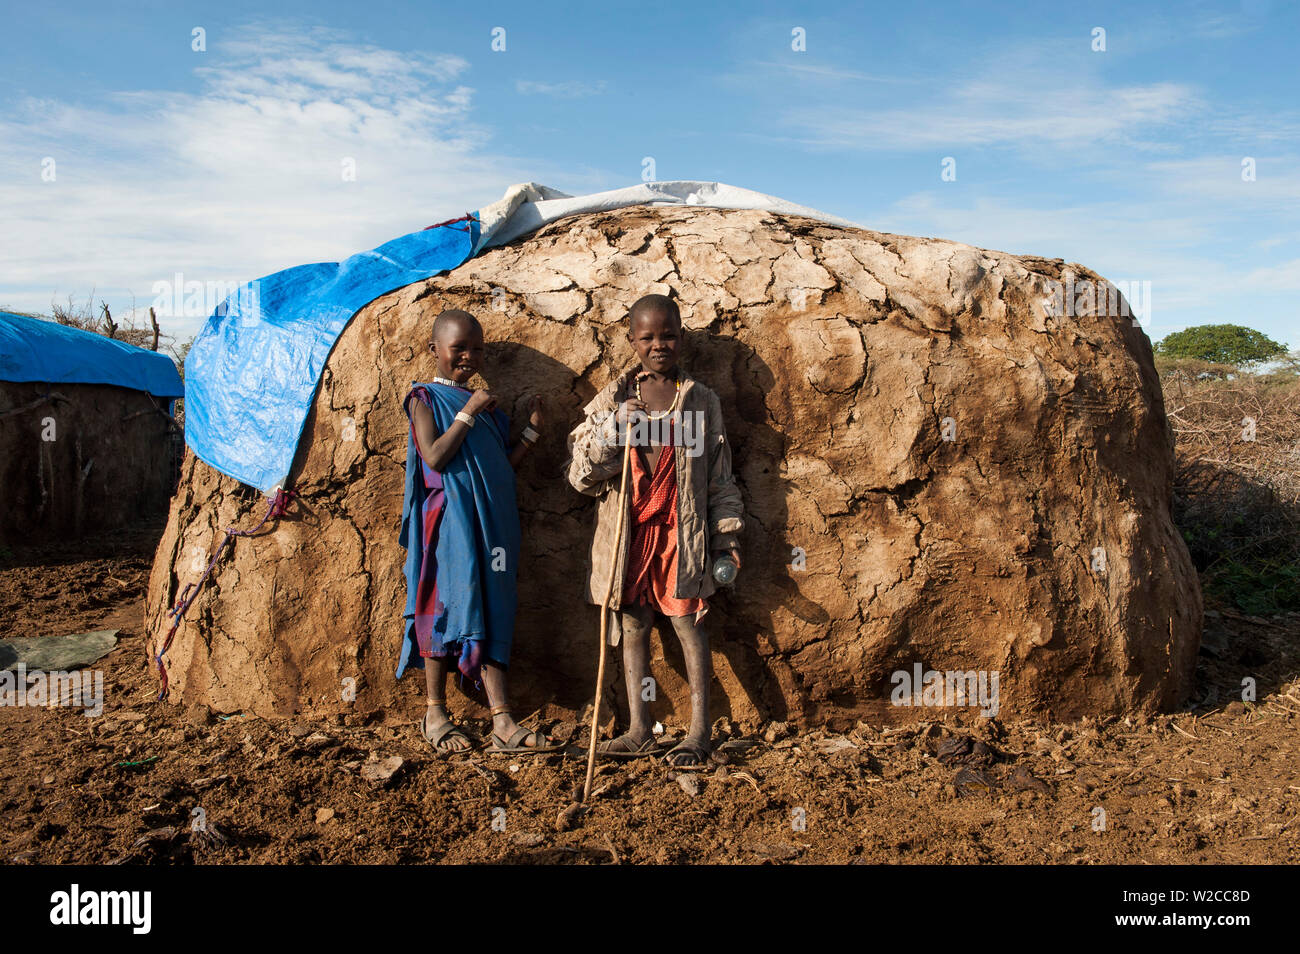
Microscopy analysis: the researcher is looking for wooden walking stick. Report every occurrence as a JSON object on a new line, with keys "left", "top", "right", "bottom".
{"left": 583, "top": 401, "right": 635, "bottom": 802}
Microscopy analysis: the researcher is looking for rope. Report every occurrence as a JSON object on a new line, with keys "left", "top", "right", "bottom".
{"left": 154, "top": 486, "right": 297, "bottom": 699}
{"left": 423, "top": 213, "right": 475, "bottom": 233}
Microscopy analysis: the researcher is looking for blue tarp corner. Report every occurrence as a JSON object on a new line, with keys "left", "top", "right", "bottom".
{"left": 183, "top": 215, "right": 479, "bottom": 493}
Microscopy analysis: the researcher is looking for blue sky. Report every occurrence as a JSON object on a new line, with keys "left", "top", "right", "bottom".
{"left": 1, "top": 0, "right": 1296, "bottom": 350}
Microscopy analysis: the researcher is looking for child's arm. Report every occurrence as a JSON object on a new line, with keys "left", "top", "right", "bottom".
{"left": 409, "top": 388, "right": 495, "bottom": 472}
{"left": 507, "top": 395, "right": 544, "bottom": 469}
{"left": 704, "top": 393, "right": 745, "bottom": 561}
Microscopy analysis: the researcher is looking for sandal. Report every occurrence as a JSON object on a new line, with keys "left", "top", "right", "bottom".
{"left": 485, "top": 705, "right": 562, "bottom": 754}
{"left": 487, "top": 725, "right": 561, "bottom": 754}
{"left": 597, "top": 733, "right": 662, "bottom": 760}
{"left": 419, "top": 707, "right": 474, "bottom": 755}
{"left": 663, "top": 738, "right": 710, "bottom": 767}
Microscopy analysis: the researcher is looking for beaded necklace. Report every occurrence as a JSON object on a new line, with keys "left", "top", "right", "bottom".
{"left": 634, "top": 372, "right": 681, "bottom": 420}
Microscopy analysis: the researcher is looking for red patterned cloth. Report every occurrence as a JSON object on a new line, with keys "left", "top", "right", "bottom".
{"left": 405, "top": 388, "right": 446, "bottom": 660}
{"left": 622, "top": 423, "right": 707, "bottom": 617}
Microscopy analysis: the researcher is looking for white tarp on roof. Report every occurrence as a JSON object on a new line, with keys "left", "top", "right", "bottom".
{"left": 474, "top": 180, "right": 862, "bottom": 254}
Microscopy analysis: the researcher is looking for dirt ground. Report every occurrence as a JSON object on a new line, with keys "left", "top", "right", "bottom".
{"left": 1, "top": 524, "right": 1297, "bottom": 865}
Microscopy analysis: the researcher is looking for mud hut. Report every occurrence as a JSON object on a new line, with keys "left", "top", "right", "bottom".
{"left": 145, "top": 182, "right": 1201, "bottom": 728}
{"left": 0, "top": 312, "right": 184, "bottom": 550}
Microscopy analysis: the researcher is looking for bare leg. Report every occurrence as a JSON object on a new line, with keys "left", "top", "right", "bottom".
{"left": 599, "top": 603, "right": 656, "bottom": 753}
{"left": 666, "top": 614, "right": 711, "bottom": 765}
{"left": 481, "top": 660, "right": 545, "bottom": 748}
{"left": 422, "top": 656, "right": 471, "bottom": 752}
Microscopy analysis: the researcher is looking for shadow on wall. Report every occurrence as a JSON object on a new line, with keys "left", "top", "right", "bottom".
{"left": 487, "top": 329, "right": 793, "bottom": 728}
{"left": 276, "top": 314, "right": 798, "bottom": 727}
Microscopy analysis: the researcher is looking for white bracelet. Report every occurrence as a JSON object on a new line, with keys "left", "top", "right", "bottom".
{"left": 522, "top": 426, "right": 540, "bottom": 444}
{"left": 455, "top": 411, "right": 475, "bottom": 428}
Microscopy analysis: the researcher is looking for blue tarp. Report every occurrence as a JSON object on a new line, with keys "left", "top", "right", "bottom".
{"left": 0, "top": 311, "right": 184, "bottom": 400}
{"left": 183, "top": 216, "right": 479, "bottom": 493}
{"left": 181, "top": 180, "right": 853, "bottom": 495}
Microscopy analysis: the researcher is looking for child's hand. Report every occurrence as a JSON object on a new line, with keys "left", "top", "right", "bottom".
{"left": 616, "top": 399, "right": 647, "bottom": 424}
{"left": 527, "top": 394, "right": 544, "bottom": 429}
{"left": 464, "top": 389, "right": 497, "bottom": 415}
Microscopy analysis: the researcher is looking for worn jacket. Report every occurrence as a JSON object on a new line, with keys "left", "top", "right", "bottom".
{"left": 566, "top": 365, "right": 745, "bottom": 617}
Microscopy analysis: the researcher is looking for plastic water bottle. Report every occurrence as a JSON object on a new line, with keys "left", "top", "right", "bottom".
{"left": 712, "top": 554, "right": 739, "bottom": 585}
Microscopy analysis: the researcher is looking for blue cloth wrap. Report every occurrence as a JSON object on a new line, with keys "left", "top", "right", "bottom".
{"left": 396, "top": 382, "right": 520, "bottom": 678}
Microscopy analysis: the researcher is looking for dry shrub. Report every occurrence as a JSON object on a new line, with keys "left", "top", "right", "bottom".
{"left": 1164, "top": 363, "right": 1300, "bottom": 614}
{"left": 50, "top": 294, "right": 167, "bottom": 352}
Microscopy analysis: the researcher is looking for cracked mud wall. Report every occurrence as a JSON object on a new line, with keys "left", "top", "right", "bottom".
{"left": 1, "top": 382, "right": 177, "bottom": 550}
{"left": 145, "top": 207, "right": 1201, "bottom": 726}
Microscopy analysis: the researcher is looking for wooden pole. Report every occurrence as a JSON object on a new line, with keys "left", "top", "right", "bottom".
{"left": 101, "top": 303, "right": 117, "bottom": 339}
{"left": 583, "top": 410, "right": 634, "bottom": 802}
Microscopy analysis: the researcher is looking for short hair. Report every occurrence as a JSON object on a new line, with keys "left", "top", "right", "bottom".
{"left": 628, "top": 294, "right": 681, "bottom": 330}
{"left": 431, "top": 308, "right": 481, "bottom": 343}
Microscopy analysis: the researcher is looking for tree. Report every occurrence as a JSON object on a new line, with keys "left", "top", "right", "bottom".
{"left": 1154, "top": 324, "right": 1288, "bottom": 367}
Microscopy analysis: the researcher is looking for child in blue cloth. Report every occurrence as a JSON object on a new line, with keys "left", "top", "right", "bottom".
{"left": 397, "top": 308, "right": 552, "bottom": 754}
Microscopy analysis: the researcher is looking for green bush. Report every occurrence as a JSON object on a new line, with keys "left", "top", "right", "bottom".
{"left": 1155, "top": 324, "right": 1288, "bottom": 367}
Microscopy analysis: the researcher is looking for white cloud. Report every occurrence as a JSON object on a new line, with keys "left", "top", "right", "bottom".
{"left": 874, "top": 192, "right": 1218, "bottom": 259}
{"left": 747, "top": 61, "right": 913, "bottom": 85}
{"left": 0, "top": 25, "right": 562, "bottom": 342}
{"left": 778, "top": 79, "right": 1199, "bottom": 152}
{"left": 1243, "top": 257, "right": 1300, "bottom": 292}
{"left": 1139, "top": 157, "right": 1300, "bottom": 203}
{"left": 515, "top": 79, "right": 607, "bottom": 97}
{"left": 867, "top": 189, "right": 1297, "bottom": 345}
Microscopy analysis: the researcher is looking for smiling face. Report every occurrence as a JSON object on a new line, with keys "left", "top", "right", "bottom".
{"left": 430, "top": 311, "right": 484, "bottom": 386}
{"left": 627, "top": 303, "right": 682, "bottom": 376}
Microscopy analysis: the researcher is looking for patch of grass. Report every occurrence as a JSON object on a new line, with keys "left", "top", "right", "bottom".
{"left": 1189, "top": 537, "right": 1300, "bottom": 615}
